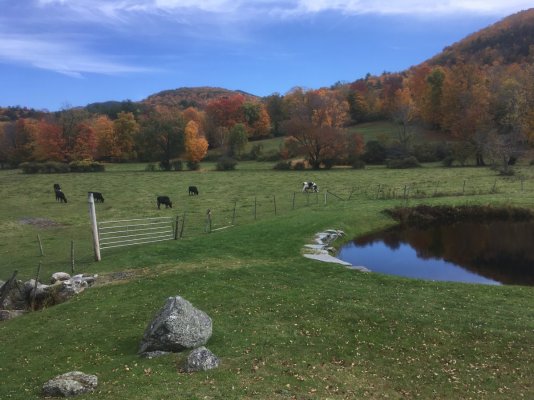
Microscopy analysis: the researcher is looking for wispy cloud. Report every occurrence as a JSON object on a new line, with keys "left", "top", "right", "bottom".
{"left": 35, "top": 0, "right": 533, "bottom": 20}
{"left": 0, "top": 34, "right": 152, "bottom": 77}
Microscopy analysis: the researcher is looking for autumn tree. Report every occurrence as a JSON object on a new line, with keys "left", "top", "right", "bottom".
{"left": 264, "top": 93, "right": 289, "bottom": 136}
{"left": 184, "top": 120, "right": 208, "bottom": 168}
{"left": 72, "top": 123, "right": 97, "bottom": 160}
{"left": 227, "top": 123, "right": 248, "bottom": 157}
{"left": 113, "top": 112, "right": 139, "bottom": 160}
{"left": 32, "top": 119, "right": 65, "bottom": 161}
{"left": 92, "top": 115, "right": 117, "bottom": 161}
{"left": 139, "top": 106, "right": 185, "bottom": 170}
{"left": 2, "top": 119, "right": 36, "bottom": 165}
{"left": 57, "top": 107, "right": 90, "bottom": 160}
{"left": 283, "top": 88, "right": 349, "bottom": 169}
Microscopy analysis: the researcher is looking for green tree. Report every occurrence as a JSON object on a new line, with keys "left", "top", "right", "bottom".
{"left": 228, "top": 123, "right": 248, "bottom": 157}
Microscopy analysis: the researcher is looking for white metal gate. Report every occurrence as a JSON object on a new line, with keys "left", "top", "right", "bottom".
{"left": 98, "top": 216, "right": 176, "bottom": 250}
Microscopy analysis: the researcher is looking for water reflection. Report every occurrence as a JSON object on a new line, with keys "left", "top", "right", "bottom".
{"left": 338, "top": 221, "right": 534, "bottom": 285}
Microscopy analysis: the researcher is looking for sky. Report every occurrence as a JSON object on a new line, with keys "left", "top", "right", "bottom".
{"left": 0, "top": 1, "right": 532, "bottom": 111}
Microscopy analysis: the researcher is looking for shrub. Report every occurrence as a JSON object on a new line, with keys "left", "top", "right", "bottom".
{"left": 530, "top": 159, "right": 534, "bottom": 166}
{"left": 351, "top": 158, "right": 366, "bottom": 169}
{"left": 442, "top": 156, "right": 454, "bottom": 167}
{"left": 362, "top": 140, "right": 387, "bottom": 164}
{"left": 145, "top": 164, "right": 157, "bottom": 172}
{"left": 216, "top": 156, "right": 237, "bottom": 171}
{"left": 386, "top": 156, "right": 421, "bottom": 169}
{"left": 293, "top": 161, "right": 306, "bottom": 170}
{"left": 21, "top": 161, "right": 71, "bottom": 174}
{"left": 257, "top": 150, "right": 282, "bottom": 162}
{"left": 159, "top": 161, "right": 171, "bottom": 171}
{"left": 172, "top": 160, "right": 184, "bottom": 171}
{"left": 186, "top": 161, "right": 200, "bottom": 171}
{"left": 273, "top": 161, "right": 292, "bottom": 170}
{"left": 69, "top": 161, "right": 105, "bottom": 172}
{"left": 412, "top": 143, "right": 448, "bottom": 162}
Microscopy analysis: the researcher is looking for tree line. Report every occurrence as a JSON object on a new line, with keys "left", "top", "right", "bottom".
{"left": 1, "top": 61, "right": 533, "bottom": 171}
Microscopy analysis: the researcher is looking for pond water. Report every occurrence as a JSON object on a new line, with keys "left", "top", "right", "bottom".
{"left": 337, "top": 221, "right": 534, "bottom": 286}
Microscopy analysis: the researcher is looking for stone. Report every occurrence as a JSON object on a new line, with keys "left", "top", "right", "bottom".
{"left": 0, "top": 279, "right": 27, "bottom": 310}
{"left": 139, "top": 350, "right": 171, "bottom": 359}
{"left": 184, "top": 347, "right": 220, "bottom": 372}
{"left": 42, "top": 371, "right": 97, "bottom": 397}
{"left": 139, "top": 296, "right": 212, "bottom": 354}
{"left": 0, "top": 309, "right": 26, "bottom": 321}
{"left": 51, "top": 272, "right": 71, "bottom": 284}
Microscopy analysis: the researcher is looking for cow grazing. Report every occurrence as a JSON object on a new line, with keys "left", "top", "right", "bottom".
{"left": 53, "top": 183, "right": 61, "bottom": 191}
{"left": 89, "top": 192, "right": 104, "bottom": 203}
{"left": 188, "top": 186, "right": 199, "bottom": 196}
{"left": 157, "top": 196, "right": 172, "bottom": 209}
{"left": 302, "top": 181, "right": 319, "bottom": 193}
{"left": 55, "top": 190, "right": 67, "bottom": 203}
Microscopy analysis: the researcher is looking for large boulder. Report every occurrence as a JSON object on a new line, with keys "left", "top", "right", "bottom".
{"left": 183, "top": 346, "right": 220, "bottom": 372}
{"left": 139, "top": 296, "right": 212, "bottom": 354}
{"left": 42, "top": 371, "right": 97, "bottom": 397}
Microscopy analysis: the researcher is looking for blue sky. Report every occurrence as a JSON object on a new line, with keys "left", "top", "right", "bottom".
{"left": 0, "top": 1, "right": 532, "bottom": 111}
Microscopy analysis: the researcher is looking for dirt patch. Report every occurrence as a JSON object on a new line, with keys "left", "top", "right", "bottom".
{"left": 19, "top": 217, "right": 64, "bottom": 228}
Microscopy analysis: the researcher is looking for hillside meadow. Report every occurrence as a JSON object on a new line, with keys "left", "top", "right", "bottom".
{"left": 0, "top": 161, "right": 533, "bottom": 399}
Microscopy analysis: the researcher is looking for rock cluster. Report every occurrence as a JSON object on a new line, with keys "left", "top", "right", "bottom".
{"left": 139, "top": 295, "right": 220, "bottom": 373}
{"left": 0, "top": 272, "right": 97, "bottom": 321}
{"left": 302, "top": 229, "right": 370, "bottom": 272}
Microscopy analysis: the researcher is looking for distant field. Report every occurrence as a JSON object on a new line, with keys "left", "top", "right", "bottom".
{"left": 0, "top": 162, "right": 533, "bottom": 399}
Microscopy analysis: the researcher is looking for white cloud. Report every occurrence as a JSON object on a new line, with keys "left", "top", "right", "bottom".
{"left": 35, "top": 0, "right": 533, "bottom": 19}
{"left": 0, "top": 35, "right": 152, "bottom": 76}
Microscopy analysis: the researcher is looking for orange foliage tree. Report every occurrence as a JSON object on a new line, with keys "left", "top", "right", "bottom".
{"left": 184, "top": 120, "right": 208, "bottom": 167}
{"left": 33, "top": 120, "right": 66, "bottom": 161}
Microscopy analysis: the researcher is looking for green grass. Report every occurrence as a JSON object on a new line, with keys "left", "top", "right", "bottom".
{"left": 0, "top": 162, "right": 533, "bottom": 399}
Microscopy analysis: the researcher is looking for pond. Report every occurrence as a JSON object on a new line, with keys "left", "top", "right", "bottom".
{"left": 337, "top": 221, "right": 534, "bottom": 286}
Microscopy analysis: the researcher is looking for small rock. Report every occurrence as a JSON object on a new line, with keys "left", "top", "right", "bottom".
{"left": 184, "top": 347, "right": 220, "bottom": 372}
{"left": 42, "top": 371, "right": 97, "bottom": 397}
{"left": 139, "top": 350, "right": 171, "bottom": 359}
{"left": 0, "top": 309, "right": 26, "bottom": 321}
{"left": 51, "top": 272, "right": 71, "bottom": 284}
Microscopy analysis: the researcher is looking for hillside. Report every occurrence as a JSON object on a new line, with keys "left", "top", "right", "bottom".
{"left": 430, "top": 8, "right": 534, "bottom": 66}
{"left": 142, "top": 86, "right": 259, "bottom": 110}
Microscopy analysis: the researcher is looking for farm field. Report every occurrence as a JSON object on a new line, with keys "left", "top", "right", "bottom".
{"left": 0, "top": 162, "right": 533, "bottom": 399}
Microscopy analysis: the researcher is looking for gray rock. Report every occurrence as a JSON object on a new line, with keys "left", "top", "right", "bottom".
{"left": 184, "top": 347, "right": 220, "bottom": 372}
{"left": 139, "top": 296, "right": 212, "bottom": 354}
{"left": 0, "top": 279, "right": 26, "bottom": 310}
{"left": 0, "top": 309, "right": 26, "bottom": 321}
{"left": 42, "top": 371, "right": 97, "bottom": 397}
{"left": 51, "top": 272, "right": 71, "bottom": 284}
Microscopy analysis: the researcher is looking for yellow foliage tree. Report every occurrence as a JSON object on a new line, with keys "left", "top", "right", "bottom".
{"left": 184, "top": 120, "right": 208, "bottom": 164}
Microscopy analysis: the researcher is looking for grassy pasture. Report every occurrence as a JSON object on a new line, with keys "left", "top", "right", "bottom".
{"left": 0, "top": 162, "right": 533, "bottom": 399}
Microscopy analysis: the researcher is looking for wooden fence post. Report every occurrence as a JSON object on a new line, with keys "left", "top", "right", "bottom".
{"left": 37, "top": 234, "right": 44, "bottom": 256}
{"left": 31, "top": 262, "right": 41, "bottom": 310}
{"left": 180, "top": 211, "right": 186, "bottom": 238}
{"left": 206, "top": 209, "right": 212, "bottom": 233}
{"left": 174, "top": 216, "right": 179, "bottom": 240}
{"left": 88, "top": 192, "right": 101, "bottom": 262}
{"left": 70, "top": 240, "right": 75, "bottom": 273}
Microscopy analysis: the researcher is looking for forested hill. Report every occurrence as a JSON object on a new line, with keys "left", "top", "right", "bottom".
{"left": 430, "top": 8, "right": 534, "bottom": 66}
{"left": 142, "top": 87, "right": 259, "bottom": 110}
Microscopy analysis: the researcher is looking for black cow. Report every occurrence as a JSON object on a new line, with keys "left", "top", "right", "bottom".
{"left": 157, "top": 196, "right": 172, "bottom": 209}
{"left": 188, "top": 186, "right": 199, "bottom": 196}
{"left": 89, "top": 192, "right": 104, "bottom": 203}
{"left": 55, "top": 190, "right": 67, "bottom": 203}
{"left": 53, "top": 183, "right": 61, "bottom": 191}
{"left": 302, "top": 181, "right": 319, "bottom": 193}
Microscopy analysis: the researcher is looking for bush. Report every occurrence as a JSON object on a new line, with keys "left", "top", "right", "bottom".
{"left": 216, "top": 156, "right": 237, "bottom": 171}
{"left": 412, "top": 143, "right": 448, "bottom": 162}
{"left": 442, "top": 156, "right": 454, "bottom": 167}
{"left": 293, "top": 161, "right": 306, "bottom": 170}
{"left": 386, "top": 156, "right": 421, "bottom": 169}
{"left": 362, "top": 140, "right": 387, "bottom": 164}
{"left": 69, "top": 161, "right": 105, "bottom": 172}
{"left": 351, "top": 158, "right": 366, "bottom": 169}
{"left": 172, "top": 160, "right": 183, "bottom": 171}
{"left": 530, "top": 159, "right": 534, "bottom": 166}
{"left": 21, "top": 161, "right": 70, "bottom": 174}
{"left": 256, "top": 150, "right": 282, "bottom": 162}
{"left": 186, "top": 161, "right": 200, "bottom": 171}
{"left": 273, "top": 161, "right": 292, "bottom": 170}
{"left": 145, "top": 163, "right": 157, "bottom": 172}
{"left": 159, "top": 161, "right": 171, "bottom": 171}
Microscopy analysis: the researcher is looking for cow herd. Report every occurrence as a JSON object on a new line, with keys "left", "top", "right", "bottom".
{"left": 52, "top": 181, "right": 318, "bottom": 209}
